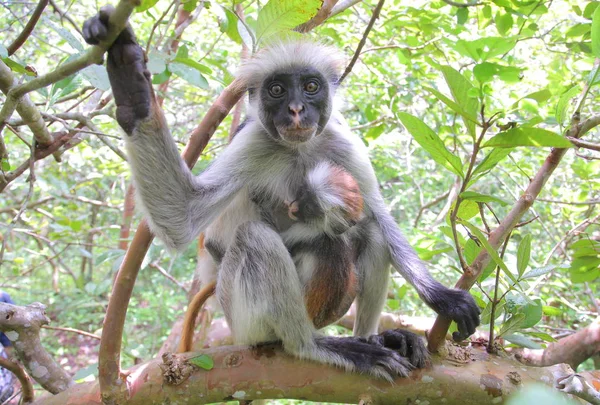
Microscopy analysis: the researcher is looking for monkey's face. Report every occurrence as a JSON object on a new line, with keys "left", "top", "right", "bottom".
{"left": 258, "top": 67, "right": 332, "bottom": 144}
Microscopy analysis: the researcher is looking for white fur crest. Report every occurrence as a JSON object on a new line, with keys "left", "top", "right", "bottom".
{"left": 235, "top": 40, "right": 345, "bottom": 91}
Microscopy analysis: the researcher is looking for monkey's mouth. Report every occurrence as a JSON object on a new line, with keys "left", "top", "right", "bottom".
{"left": 277, "top": 126, "right": 317, "bottom": 143}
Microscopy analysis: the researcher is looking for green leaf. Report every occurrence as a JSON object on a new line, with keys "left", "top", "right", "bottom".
{"left": 182, "top": 0, "right": 199, "bottom": 12}
{"left": 1, "top": 157, "right": 10, "bottom": 172}
{"left": 2, "top": 57, "right": 36, "bottom": 76}
{"left": 556, "top": 85, "right": 580, "bottom": 128}
{"left": 397, "top": 112, "right": 464, "bottom": 178}
{"left": 584, "top": 2, "right": 600, "bottom": 19}
{"left": 569, "top": 256, "right": 600, "bottom": 283}
{"left": 480, "top": 300, "right": 505, "bottom": 324}
{"left": 169, "top": 62, "right": 209, "bottom": 89}
{"left": 542, "top": 306, "right": 563, "bottom": 317}
{"left": 42, "top": 16, "right": 84, "bottom": 51}
{"left": 473, "top": 62, "right": 523, "bottom": 84}
{"left": 460, "top": 191, "right": 509, "bottom": 206}
{"left": 189, "top": 354, "right": 214, "bottom": 370}
{"left": 483, "top": 127, "right": 572, "bottom": 148}
{"left": 452, "top": 37, "right": 516, "bottom": 62}
{"left": 457, "top": 8, "right": 469, "bottom": 25}
{"left": 172, "top": 57, "right": 213, "bottom": 75}
{"left": 440, "top": 66, "right": 479, "bottom": 139}
{"left": 470, "top": 148, "right": 513, "bottom": 183}
{"left": 147, "top": 52, "right": 168, "bottom": 75}
{"left": 458, "top": 219, "right": 519, "bottom": 284}
{"left": 423, "top": 86, "right": 479, "bottom": 125}
{"left": 136, "top": 0, "right": 160, "bottom": 12}
{"left": 527, "top": 331, "right": 557, "bottom": 342}
{"left": 498, "top": 313, "right": 525, "bottom": 337}
{"left": 80, "top": 64, "right": 111, "bottom": 90}
{"left": 593, "top": 6, "right": 600, "bottom": 57}
{"left": 516, "top": 234, "right": 531, "bottom": 277}
{"left": 519, "top": 299, "right": 542, "bottom": 328}
{"left": 504, "top": 333, "right": 542, "bottom": 349}
{"left": 256, "top": 0, "right": 322, "bottom": 44}
{"left": 221, "top": 7, "right": 243, "bottom": 44}
{"left": 522, "top": 265, "right": 555, "bottom": 279}
{"left": 495, "top": 11, "right": 513, "bottom": 36}
{"left": 152, "top": 69, "right": 171, "bottom": 85}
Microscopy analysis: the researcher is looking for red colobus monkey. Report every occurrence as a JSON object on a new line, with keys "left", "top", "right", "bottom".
{"left": 83, "top": 8, "right": 479, "bottom": 380}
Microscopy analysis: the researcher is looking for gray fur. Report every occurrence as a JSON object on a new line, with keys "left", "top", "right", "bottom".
{"left": 116, "top": 39, "right": 479, "bottom": 376}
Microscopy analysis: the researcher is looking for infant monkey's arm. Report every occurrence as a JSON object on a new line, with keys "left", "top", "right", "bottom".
{"left": 286, "top": 162, "right": 364, "bottom": 235}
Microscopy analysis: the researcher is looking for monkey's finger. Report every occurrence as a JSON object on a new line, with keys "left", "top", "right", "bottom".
{"left": 287, "top": 201, "right": 299, "bottom": 220}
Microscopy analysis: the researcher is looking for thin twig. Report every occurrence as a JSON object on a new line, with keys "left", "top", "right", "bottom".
{"left": 338, "top": 0, "right": 385, "bottom": 84}
{"left": 566, "top": 136, "right": 600, "bottom": 151}
{"left": 414, "top": 191, "right": 450, "bottom": 227}
{"left": 441, "top": 0, "right": 482, "bottom": 7}
{"left": 42, "top": 325, "right": 101, "bottom": 340}
{"left": 148, "top": 262, "right": 188, "bottom": 293}
{"left": 537, "top": 198, "right": 600, "bottom": 206}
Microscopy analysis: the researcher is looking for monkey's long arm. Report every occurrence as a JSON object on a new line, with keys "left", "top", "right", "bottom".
{"left": 83, "top": 9, "right": 246, "bottom": 250}
{"left": 124, "top": 123, "right": 247, "bottom": 249}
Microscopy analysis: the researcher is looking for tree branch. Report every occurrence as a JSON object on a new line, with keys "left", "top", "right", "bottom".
{"left": 427, "top": 80, "right": 600, "bottom": 352}
{"left": 567, "top": 136, "right": 600, "bottom": 152}
{"left": 0, "top": 356, "right": 34, "bottom": 404}
{"left": 0, "top": 60, "right": 54, "bottom": 147}
{"left": 338, "top": 0, "right": 385, "bottom": 84}
{"left": 515, "top": 318, "right": 600, "bottom": 369}
{"left": 33, "top": 345, "right": 591, "bottom": 405}
{"left": 7, "top": 0, "right": 49, "bottom": 56}
{"left": 0, "top": 303, "right": 73, "bottom": 394}
{"left": 296, "top": 0, "right": 339, "bottom": 33}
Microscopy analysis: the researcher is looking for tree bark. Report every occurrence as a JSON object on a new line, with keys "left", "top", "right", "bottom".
{"left": 32, "top": 346, "right": 592, "bottom": 405}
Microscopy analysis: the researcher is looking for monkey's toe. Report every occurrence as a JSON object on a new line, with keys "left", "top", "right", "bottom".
{"left": 368, "top": 329, "right": 430, "bottom": 369}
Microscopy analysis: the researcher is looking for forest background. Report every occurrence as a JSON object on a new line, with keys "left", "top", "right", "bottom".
{"left": 0, "top": 0, "right": 599, "bottom": 403}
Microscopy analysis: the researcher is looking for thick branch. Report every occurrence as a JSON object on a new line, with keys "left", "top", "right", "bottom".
{"left": 35, "top": 346, "right": 588, "bottom": 405}
{"left": 0, "top": 303, "right": 73, "bottom": 394}
{"left": 7, "top": 0, "right": 49, "bottom": 55}
{"left": 0, "top": 356, "right": 35, "bottom": 403}
{"left": 515, "top": 318, "right": 600, "bottom": 369}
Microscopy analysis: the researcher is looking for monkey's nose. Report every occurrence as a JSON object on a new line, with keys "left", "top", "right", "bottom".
{"left": 288, "top": 103, "right": 304, "bottom": 116}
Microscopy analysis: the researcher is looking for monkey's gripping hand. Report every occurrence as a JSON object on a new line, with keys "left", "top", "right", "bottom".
{"left": 287, "top": 162, "right": 364, "bottom": 235}
{"left": 83, "top": 7, "right": 153, "bottom": 135}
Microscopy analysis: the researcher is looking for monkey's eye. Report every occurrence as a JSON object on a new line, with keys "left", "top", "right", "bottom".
{"left": 269, "top": 84, "right": 285, "bottom": 98}
{"left": 304, "top": 80, "right": 319, "bottom": 94}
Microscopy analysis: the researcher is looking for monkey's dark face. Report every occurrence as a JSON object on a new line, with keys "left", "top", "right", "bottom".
{"left": 258, "top": 67, "right": 332, "bottom": 144}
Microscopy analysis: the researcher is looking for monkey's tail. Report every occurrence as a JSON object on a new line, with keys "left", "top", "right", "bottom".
{"left": 177, "top": 280, "right": 217, "bottom": 353}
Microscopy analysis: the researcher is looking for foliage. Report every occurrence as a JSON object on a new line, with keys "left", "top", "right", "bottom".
{"left": 0, "top": 0, "right": 599, "bottom": 401}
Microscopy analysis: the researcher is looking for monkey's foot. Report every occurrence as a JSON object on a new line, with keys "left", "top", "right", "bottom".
{"left": 315, "top": 336, "right": 414, "bottom": 381}
{"left": 82, "top": 7, "right": 153, "bottom": 135}
{"left": 368, "top": 329, "right": 431, "bottom": 369}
